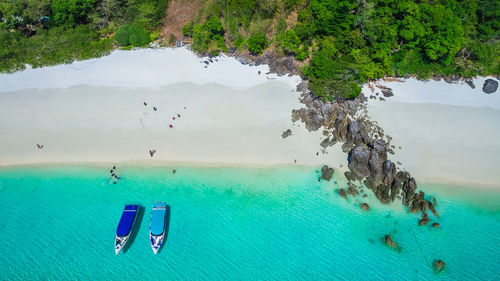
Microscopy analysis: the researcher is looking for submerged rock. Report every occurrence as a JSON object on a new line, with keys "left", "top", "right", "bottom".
{"left": 360, "top": 203, "right": 370, "bottom": 211}
{"left": 338, "top": 188, "right": 347, "bottom": 200}
{"left": 428, "top": 202, "right": 440, "bottom": 218}
{"left": 433, "top": 260, "right": 446, "bottom": 273}
{"left": 321, "top": 165, "right": 335, "bottom": 181}
{"left": 482, "top": 79, "right": 498, "bottom": 94}
{"left": 382, "top": 234, "right": 400, "bottom": 251}
{"left": 418, "top": 212, "right": 430, "bottom": 226}
{"left": 281, "top": 129, "right": 292, "bottom": 138}
{"left": 431, "top": 223, "right": 440, "bottom": 228}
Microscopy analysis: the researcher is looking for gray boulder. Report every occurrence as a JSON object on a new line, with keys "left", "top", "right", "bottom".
{"left": 348, "top": 145, "right": 371, "bottom": 178}
{"left": 281, "top": 129, "right": 292, "bottom": 139}
{"left": 321, "top": 165, "right": 335, "bottom": 181}
{"left": 382, "top": 88, "right": 393, "bottom": 97}
{"left": 367, "top": 150, "right": 384, "bottom": 188}
{"left": 465, "top": 79, "right": 475, "bottom": 89}
{"left": 382, "top": 160, "right": 397, "bottom": 186}
{"left": 482, "top": 79, "right": 498, "bottom": 94}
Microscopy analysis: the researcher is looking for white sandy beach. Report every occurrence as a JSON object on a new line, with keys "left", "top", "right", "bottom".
{"left": 364, "top": 77, "right": 500, "bottom": 188}
{"left": 1, "top": 47, "right": 499, "bottom": 189}
{"left": 0, "top": 48, "right": 346, "bottom": 168}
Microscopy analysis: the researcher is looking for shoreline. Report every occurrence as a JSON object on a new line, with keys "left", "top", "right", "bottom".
{"left": 1, "top": 160, "right": 499, "bottom": 192}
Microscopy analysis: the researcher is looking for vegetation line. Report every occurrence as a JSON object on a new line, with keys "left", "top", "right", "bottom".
{"left": 1, "top": 0, "right": 498, "bottom": 99}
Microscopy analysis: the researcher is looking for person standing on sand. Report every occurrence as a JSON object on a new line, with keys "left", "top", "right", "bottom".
{"left": 149, "top": 149, "right": 156, "bottom": 157}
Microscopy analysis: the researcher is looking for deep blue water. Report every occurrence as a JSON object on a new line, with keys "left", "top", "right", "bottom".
{"left": 0, "top": 165, "right": 498, "bottom": 280}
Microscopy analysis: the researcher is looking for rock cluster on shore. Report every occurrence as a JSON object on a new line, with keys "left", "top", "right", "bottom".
{"left": 291, "top": 81, "right": 439, "bottom": 218}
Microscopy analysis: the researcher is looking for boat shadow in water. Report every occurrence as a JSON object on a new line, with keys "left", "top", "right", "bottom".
{"left": 157, "top": 205, "right": 171, "bottom": 255}
{"left": 123, "top": 205, "right": 144, "bottom": 254}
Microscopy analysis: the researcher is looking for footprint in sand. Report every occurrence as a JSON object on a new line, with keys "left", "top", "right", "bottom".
{"left": 139, "top": 118, "right": 145, "bottom": 129}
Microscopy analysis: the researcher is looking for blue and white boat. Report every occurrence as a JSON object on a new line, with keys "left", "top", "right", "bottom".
{"left": 149, "top": 202, "right": 168, "bottom": 254}
{"left": 115, "top": 204, "right": 140, "bottom": 255}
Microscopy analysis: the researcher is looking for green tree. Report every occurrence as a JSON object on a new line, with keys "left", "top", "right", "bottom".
{"left": 115, "top": 24, "right": 150, "bottom": 47}
{"left": 248, "top": 33, "right": 266, "bottom": 54}
{"left": 51, "top": 0, "right": 96, "bottom": 26}
{"left": 282, "top": 29, "right": 300, "bottom": 55}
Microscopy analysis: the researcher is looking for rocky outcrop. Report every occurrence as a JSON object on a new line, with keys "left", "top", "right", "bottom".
{"left": 443, "top": 75, "right": 461, "bottom": 84}
{"left": 321, "top": 165, "right": 335, "bottom": 181}
{"left": 433, "top": 260, "right": 445, "bottom": 273}
{"left": 360, "top": 203, "right": 370, "bottom": 211}
{"left": 232, "top": 51, "right": 299, "bottom": 76}
{"left": 482, "top": 79, "right": 498, "bottom": 94}
{"left": 292, "top": 83, "right": 438, "bottom": 217}
{"left": 281, "top": 129, "right": 292, "bottom": 138}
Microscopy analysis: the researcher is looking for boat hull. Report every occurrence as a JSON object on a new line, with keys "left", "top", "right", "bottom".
{"left": 150, "top": 233, "right": 165, "bottom": 254}
{"left": 149, "top": 202, "right": 168, "bottom": 254}
{"left": 115, "top": 204, "right": 140, "bottom": 255}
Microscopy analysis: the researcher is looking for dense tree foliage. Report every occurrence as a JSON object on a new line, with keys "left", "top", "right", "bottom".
{"left": 247, "top": 33, "right": 267, "bottom": 54}
{"left": 0, "top": 0, "right": 168, "bottom": 72}
{"left": 184, "top": 0, "right": 498, "bottom": 99}
{"left": 1, "top": 0, "right": 499, "bottom": 100}
{"left": 115, "top": 24, "right": 150, "bottom": 47}
{"left": 187, "top": 16, "right": 226, "bottom": 55}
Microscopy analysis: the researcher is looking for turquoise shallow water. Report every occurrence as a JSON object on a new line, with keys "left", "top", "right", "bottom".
{"left": 0, "top": 165, "right": 499, "bottom": 280}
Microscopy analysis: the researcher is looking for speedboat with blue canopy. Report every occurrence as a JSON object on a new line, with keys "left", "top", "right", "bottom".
{"left": 115, "top": 204, "right": 140, "bottom": 255}
{"left": 149, "top": 202, "right": 168, "bottom": 254}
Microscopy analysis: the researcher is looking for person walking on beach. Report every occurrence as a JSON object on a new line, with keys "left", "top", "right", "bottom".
{"left": 149, "top": 149, "right": 156, "bottom": 157}
{"left": 153, "top": 107, "right": 157, "bottom": 111}
{"left": 36, "top": 144, "right": 43, "bottom": 149}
